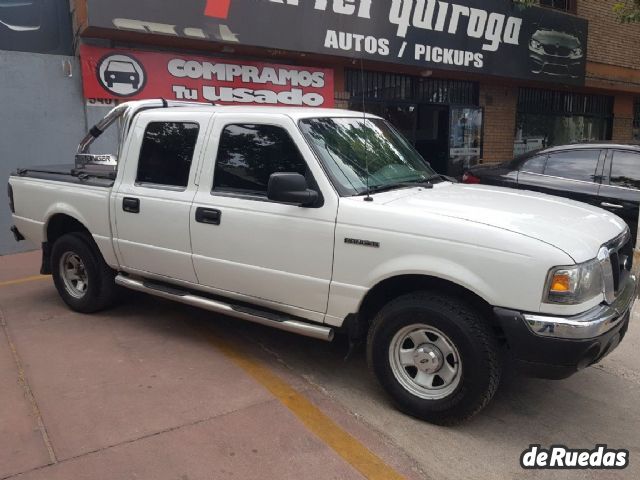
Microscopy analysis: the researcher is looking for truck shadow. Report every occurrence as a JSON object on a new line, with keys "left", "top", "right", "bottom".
{"left": 106, "top": 291, "right": 639, "bottom": 453}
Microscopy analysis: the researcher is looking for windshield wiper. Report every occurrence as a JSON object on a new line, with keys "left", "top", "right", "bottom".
{"left": 359, "top": 181, "right": 434, "bottom": 196}
{"left": 425, "top": 173, "right": 457, "bottom": 183}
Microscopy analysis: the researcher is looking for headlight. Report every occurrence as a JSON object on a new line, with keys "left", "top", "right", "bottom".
{"left": 544, "top": 258, "right": 604, "bottom": 305}
{"left": 529, "top": 39, "right": 543, "bottom": 52}
{"left": 569, "top": 47, "right": 583, "bottom": 59}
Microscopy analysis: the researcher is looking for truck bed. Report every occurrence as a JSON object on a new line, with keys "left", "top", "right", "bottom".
{"left": 14, "top": 163, "right": 115, "bottom": 187}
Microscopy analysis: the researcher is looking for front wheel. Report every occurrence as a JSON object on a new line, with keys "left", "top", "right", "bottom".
{"left": 51, "top": 233, "right": 118, "bottom": 313}
{"left": 367, "top": 292, "right": 502, "bottom": 425}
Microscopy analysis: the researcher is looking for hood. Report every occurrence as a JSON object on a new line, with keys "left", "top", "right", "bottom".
{"left": 380, "top": 183, "right": 626, "bottom": 263}
{"left": 532, "top": 29, "right": 580, "bottom": 48}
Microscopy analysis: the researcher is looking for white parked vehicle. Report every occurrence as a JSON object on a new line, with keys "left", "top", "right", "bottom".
{"left": 8, "top": 100, "right": 636, "bottom": 424}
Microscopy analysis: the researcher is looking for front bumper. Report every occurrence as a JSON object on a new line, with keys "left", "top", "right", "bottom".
{"left": 529, "top": 52, "right": 582, "bottom": 78}
{"left": 494, "top": 274, "right": 637, "bottom": 379}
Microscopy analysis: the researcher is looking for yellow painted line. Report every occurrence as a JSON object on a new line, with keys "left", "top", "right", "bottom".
{"left": 207, "top": 333, "right": 406, "bottom": 480}
{"left": 0, "top": 275, "right": 50, "bottom": 288}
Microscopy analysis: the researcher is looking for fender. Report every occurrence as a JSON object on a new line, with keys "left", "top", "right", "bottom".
{"left": 326, "top": 254, "right": 498, "bottom": 326}
{"left": 365, "top": 254, "right": 497, "bottom": 305}
{"left": 43, "top": 205, "right": 120, "bottom": 270}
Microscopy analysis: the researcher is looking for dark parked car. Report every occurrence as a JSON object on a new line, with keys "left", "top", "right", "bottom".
{"left": 463, "top": 143, "right": 640, "bottom": 243}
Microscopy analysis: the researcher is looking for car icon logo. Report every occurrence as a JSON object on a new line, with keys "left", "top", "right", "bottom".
{"left": 96, "top": 53, "right": 146, "bottom": 97}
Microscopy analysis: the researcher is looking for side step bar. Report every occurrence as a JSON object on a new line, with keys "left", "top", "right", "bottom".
{"left": 115, "top": 275, "right": 335, "bottom": 342}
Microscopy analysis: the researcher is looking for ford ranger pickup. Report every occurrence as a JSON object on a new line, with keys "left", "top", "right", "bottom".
{"left": 8, "top": 100, "right": 636, "bottom": 424}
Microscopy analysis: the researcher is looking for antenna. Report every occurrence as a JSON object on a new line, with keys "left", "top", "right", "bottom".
{"left": 360, "top": 58, "right": 373, "bottom": 202}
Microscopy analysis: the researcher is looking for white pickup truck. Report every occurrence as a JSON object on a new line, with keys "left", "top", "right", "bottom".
{"left": 8, "top": 100, "right": 636, "bottom": 424}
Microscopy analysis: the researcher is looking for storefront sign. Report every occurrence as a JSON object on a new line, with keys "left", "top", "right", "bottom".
{"left": 80, "top": 45, "right": 335, "bottom": 107}
{"left": 83, "top": 0, "right": 588, "bottom": 85}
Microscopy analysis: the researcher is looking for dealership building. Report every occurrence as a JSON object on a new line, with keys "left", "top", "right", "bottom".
{"left": 1, "top": 0, "right": 640, "bottom": 252}
{"left": 72, "top": 0, "right": 640, "bottom": 172}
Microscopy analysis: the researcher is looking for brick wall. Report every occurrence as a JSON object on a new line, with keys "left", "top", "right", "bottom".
{"left": 612, "top": 94, "right": 636, "bottom": 143}
{"left": 577, "top": 0, "right": 640, "bottom": 70}
{"left": 479, "top": 82, "right": 518, "bottom": 163}
{"left": 613, "top": 117, "right": 634, "bottom": 142}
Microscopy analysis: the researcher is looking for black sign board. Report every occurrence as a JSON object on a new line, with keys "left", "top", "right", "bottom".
{"left": 0, "top": 0, "right": 73, "bottom": 55}
{"left": 85, "top": 0, "right": 588, "bottom": 85}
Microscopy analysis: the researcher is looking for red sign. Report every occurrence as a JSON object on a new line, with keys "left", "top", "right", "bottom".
{"left": 80, "top": 45, "right": 334, "bottom": 108}
{"left": 204, "top": 0, "right": 231, "bottom": 19}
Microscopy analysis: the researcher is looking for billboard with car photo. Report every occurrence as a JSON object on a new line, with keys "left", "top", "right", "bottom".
{"left": 81, "top": 0, "right": 588, "bottom": 85}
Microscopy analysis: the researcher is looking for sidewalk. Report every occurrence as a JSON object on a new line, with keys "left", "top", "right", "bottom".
{"left": 0, "top": 251, "right": 422, "bottom": 480}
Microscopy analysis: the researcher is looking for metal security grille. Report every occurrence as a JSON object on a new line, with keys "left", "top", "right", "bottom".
{"left": 634, "top": 98, "right": 640, "bottom": 129}
{"left": 518, "top": 88, "right": 614, "bottom": 117}
{"left": 345, "top": 69, "right": 479, "bottom": 105}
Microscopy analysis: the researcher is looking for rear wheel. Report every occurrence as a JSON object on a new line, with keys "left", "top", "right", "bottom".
{"left": 368, "top": 292, "right": 502, "bottom": 425}
{"left": 51, "top": 233, "right": 118, "bottom": 313}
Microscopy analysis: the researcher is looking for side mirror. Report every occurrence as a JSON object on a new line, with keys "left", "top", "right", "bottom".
{"left": 267, "top": 173, "right": 319, "bottom": 207}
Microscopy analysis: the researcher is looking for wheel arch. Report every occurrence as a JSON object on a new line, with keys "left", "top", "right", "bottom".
{"left": 348, "top": 274, "right": 504, "bottom": 342}
{"left": 45, "top": 213, "right": 91, "bottom": 244}
{"left": 41, "top": 213, "right": 94, "bottom": 275}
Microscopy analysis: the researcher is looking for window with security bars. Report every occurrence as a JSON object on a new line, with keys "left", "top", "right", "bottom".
{"left": 517, "top": 88, "right": 614, "bottom": 117}
{"left": 515, "top": 87, "right": 613, "bottom": 155}
{"left": 345, "top": 69, "right": 479, "bottom": 105}
{"left": 539, "top": 0, "right": 577, "bottom": 14}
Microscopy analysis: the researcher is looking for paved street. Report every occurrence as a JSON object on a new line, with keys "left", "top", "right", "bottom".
{"left": 1, "top": 250, "right": 639, "bottom": 480}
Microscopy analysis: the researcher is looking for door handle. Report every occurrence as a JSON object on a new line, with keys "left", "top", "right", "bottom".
{"left": 123, "top": 197, "right": 140, "bottom": 213}
{"left": 601, "top": 202, "right": 624, "bottom": 210}
{"left": 195, "top": 207, "right": 222, "bottom": 225}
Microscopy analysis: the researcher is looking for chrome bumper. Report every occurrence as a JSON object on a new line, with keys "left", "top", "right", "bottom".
{"left": 523, "top": 274, "right": 637, "bottom": 340}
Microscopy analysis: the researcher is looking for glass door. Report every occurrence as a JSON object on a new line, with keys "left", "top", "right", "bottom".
{"left": 349, "top": 101, "right": 418, "bottom": 144}
{"left": 383, "top": 103, "right": 418, "bottom": 145}
{"left": 449, "top": 107, "right": 483, "bottom": 178}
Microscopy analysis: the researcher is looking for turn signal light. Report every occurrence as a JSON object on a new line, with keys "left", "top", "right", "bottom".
{"left": 462, "top": 172, "right": 481, "bottom": 184}
{"left": 550, "top": 273, "right": 571, "bottom": 292}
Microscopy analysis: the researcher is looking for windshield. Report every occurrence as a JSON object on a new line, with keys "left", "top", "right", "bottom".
{"left": 300, "top": 117, "right": 437, "bottom": 196}
{"left": 107, "top": 61, "right": 135, "bottom": 72}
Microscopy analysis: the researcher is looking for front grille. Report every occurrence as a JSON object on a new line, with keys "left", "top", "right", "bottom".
{"left": 543, "top": 63, "right": 569, "bottom": 75}
{"left": 605, "top": 230, "right": 632, "bottom": 300}
{"left": 611, "top": 250, "right": 621, "bottom": 292}
{"left": 542, "top": 45, "right": 572, "bottom": 57}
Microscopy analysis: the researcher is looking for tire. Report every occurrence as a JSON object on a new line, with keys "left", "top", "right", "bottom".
{"left": 367, "top": 292, "right": 502, "bottom": 425}
{"left": 51, "top": 232, "right": 118, "bottom": 313}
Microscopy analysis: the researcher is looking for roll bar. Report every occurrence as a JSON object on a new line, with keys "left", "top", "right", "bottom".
{"left": 77, "top": 99, "right": 211, "bottom": 154}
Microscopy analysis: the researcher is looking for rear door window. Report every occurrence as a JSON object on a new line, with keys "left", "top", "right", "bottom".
{"left": 136, "top": 122, "right": 200, "bottom": 188}
{"left": 544, "top": 150, "right": 601, "bottom": 182}
{"left": 610, "top": 150, "right": 640, "bottom": 190}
